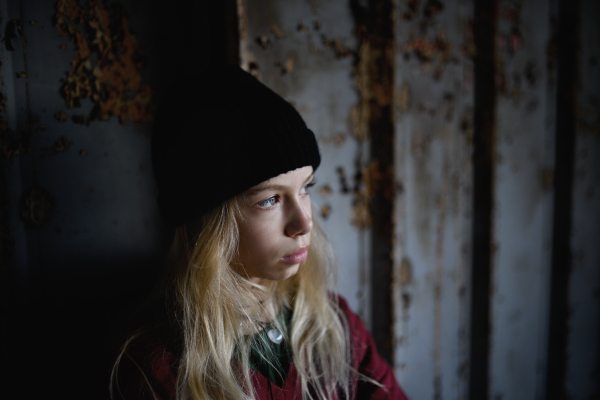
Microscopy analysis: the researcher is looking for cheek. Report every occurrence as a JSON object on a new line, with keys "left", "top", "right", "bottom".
{"left": 238, "top": 219, "right": 280, "bottom": 264}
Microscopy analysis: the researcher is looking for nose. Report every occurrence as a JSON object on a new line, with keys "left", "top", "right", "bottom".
{"left": 284, "top": 199, "right": 313, "bottom": 238}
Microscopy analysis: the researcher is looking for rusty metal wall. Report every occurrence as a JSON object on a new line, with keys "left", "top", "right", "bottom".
{"left": 488, "top": 0, "right": 557, "bottom": 398}
{"left": 0, "top": 1, "right": 167, "bottom": 397}
{"left": 241, "top": 1, "right": 599, "bottom": 400}
{"left": 1, "top": 0, "right": 599, "bottom": 399}
{"left": 392, "top": 0, "right": 473, "bottom": 398}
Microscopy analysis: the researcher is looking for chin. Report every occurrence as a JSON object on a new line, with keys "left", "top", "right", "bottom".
{"left": 266, "top": 263, "right": 301, "bottom": 282}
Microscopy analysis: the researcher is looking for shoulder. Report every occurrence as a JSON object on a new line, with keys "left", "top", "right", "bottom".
{"left": 333, "top": 294, "right": 373, "bottom": 367}
{"left": 333, "top": 294, "right": 410, "bottom": 400}
{"left": 112, "top": 329, "right": 179, "bottom": 400}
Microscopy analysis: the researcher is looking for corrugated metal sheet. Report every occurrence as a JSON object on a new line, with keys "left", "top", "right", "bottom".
{"left": 489, "top": 0, "right": 557, "bottom": 398}
{"left": 1, "top": 0, "right": 164, "bottom": 289}
{"left": 393, "top": 0, "right": 473, "bottom": 398}
{"left": 1, "top": 1, "right": 598, "bottom": 399}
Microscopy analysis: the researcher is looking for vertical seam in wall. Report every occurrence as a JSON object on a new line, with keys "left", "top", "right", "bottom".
{"left": 468, "top": 0, "right": 497, "bottom": 399}
{"left": 544, "top": 0, "right": 580, "bottom": 398}
{"left": 350, "top": 0, "right": 396, "bottom": 364}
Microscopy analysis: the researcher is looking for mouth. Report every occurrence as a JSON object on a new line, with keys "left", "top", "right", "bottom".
{"left": 281, "top": 245, "right": 309, "bottom": 264}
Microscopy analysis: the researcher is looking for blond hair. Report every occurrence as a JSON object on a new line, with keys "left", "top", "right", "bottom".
{"left": 111, "top": 197, "right": 354, "bottom": 400}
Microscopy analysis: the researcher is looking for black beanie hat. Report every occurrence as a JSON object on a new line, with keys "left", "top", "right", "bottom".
{"left": 151, "top": 66, "right": 321, "bottom": 228}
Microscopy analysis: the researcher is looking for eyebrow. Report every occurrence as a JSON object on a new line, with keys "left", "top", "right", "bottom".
{"left": 245, "top": 173, "right": 315, "bottom": 196}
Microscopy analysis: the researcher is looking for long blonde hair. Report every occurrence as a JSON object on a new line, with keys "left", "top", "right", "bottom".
{"left": 111, "top": 197, "right": 355, "bottom": 400}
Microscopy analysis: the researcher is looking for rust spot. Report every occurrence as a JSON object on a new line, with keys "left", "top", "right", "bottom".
{"left": 350, "top": 190, "right": 371, "bottom": 228}
{"left": 461, "top": 20, "right": 477, "bottom": 58}
{"left": 54, "top": 0, "right": 155, "bottom": 124}
{"left": 402, "top": 293, "right": 411, "bottom": 310}
{"left": 256, "top": 35, "right": 271, "bottom": 49}
{"left": 20, "top": 186, "right": 54, "bottom": 227}
{"left": 410, "top": 131, "right": 431, "bottom": 156}
{"left": 399, "top": 258, "right": 412, "bottom": 285}
{"left": 54, "top": 111, "right": 68, "bottom": 122}
{"left": 336, "top": 167, "right": 351, "bottom": 194}
{"left": 498, "top": 3, "right": 523, "bottom": 56}
{"left": 365, "top": 159, "right": 394, "bottom": 201}
{"left": 29, "top": 20, "right": 37, "bottom": 26}
{"left": 397, "top": 83, "right": 410, "bottom": 113}
{"left": 319, "top": 185, "right": 332, "bottom": 197}
{"left": 248, "top": 61, "right": 260, "bottom": 78}
{"left": 52, "top": 136, "right": 71, "bottom": 153}
{"left": 59, "top": 44, "right": 67, "bottom": 51}
{"left": 408, "top": 0, "right": 419, "bottom": 14}
{"left": 16, "top": 71, "right": 26, "bottom": 78}
{"left": 321, "top": 36, "right": 353, "bottom": 59}
{"left": 35, "top": 124, "right": 46, "bottom": 133}
{"left": 275, "top": 52, "right": 296, "bottom": 75}
{"left": 403, "top": 31, "right": 453, "bottom": 80}
{"left": 542, "top": 169, "right": 554, "bottom": 191}
{"left": 275, "top": 51, "right": 296, "bottom": 75}
{"left": 424, "top": 0, "right": 444, "bottom": 18}
{"left": 312, "top": 20, "right": 320, "bottom": 31}
{"left": 320, "top": 204, "right": 331, "bottom": 219}
{"left": 296, "top": 21, "right": 307, "bottom": 31}
{"left": 270, "top": 24, "right": 284, "bottom": 38}
{"left": 79, "top": 149, "right": 87, "bottom": 156}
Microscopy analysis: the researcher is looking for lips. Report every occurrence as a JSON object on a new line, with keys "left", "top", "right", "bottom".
{"left": 281, "top": 245, "right": 309, "bottom": 264}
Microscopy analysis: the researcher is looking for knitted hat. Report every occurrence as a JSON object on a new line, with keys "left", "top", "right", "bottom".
{"left": 151, "top": 66, "right": 321, "bottom": 227}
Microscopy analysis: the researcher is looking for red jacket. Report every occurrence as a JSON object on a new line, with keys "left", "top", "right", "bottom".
{"left": 115, "top": 296, "right": 408, "bottom": 399}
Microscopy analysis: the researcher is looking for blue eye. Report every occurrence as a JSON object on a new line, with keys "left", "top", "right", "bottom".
{"left": 301, "top": 180, "right": 316, "bottom": 194}
{"left": 257, "top": 196, "right": 278, "bottom": 208}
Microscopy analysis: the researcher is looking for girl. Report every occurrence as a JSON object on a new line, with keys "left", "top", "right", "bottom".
{"left": 110, "top": 66, "right": 408, "bottom": 400}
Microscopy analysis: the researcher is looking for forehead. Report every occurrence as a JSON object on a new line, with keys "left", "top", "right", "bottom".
{"left": 245, "top": 166, "right": 314, "bottom": 195}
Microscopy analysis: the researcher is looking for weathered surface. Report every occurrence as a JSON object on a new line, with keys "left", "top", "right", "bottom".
{"left": 0, "top": 0, "right": 165, "bottom": 396}
{"left": 565, "top": 0, "right": 600, "bottom": 397}
{"left": 393, "top": 0, "right": 473, "bottom": 398}
{"left": 489, "top": 1, "right": 557, "bottom": 399}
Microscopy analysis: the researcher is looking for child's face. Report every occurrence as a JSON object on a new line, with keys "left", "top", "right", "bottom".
{"left": 235, "top": 166, "right": 314, "bottom": 284}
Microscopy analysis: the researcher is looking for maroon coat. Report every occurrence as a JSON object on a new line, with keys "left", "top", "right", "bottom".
{"left": 116, "top": 296, "right": 408, "bottom": 400}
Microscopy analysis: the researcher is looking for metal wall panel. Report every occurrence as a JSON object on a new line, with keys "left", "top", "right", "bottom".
{"left": 0, "top": 1, "right": 165, "bottom": 396}
{"left": 489, "top": 1, "right": 557, "bottom": 399}
{"left": 2, "top": 1, "right": 598, "bottom": 398}
{"left": 393, "top": 1, "right": 473, "bottom": 399}
{"left": 238, "top": 0, "right": 371, "bottom": 321}
{"left": 1, "top": 0, "right": 165, "bottom": 290}
{"left": 565, "top": 0, "right": 600, "bottom": 397}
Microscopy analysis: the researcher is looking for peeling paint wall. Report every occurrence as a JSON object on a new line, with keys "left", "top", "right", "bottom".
{"left": 0, "top": 0, "right": 166, "bottom": 396}
{"left": 242, "top": 1, "right": 599, "bottom": 400}
{"left": 393, "top": 0, "right": 473, "bottom": 398}
{"left": 1, "top": 1, "right": 599, "bottom": 399}
{"left": 489, "top": 0, "right": 557, "bottom": 398}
